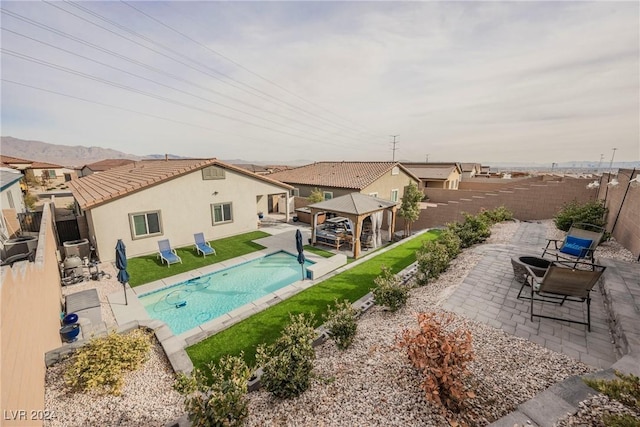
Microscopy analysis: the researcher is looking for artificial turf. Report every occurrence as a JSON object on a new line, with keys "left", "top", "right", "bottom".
{"left": 186, "top": 230, "right": 440, "bottom": 369}
{"left": 126, "top": 231, "right": 270, "bottom": 287}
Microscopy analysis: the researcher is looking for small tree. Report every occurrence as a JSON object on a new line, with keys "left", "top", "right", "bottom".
{"left": 256, "top": 313, "right": 317, "bottom": 399}
{"left": 398, "top": 183, "right": 423, "bottom": 237}
{"left": 174, "top": 354, "right": 251, "bottom": 427}
{"left": 323, "top": 299, "right": 358, "bottom": 350}
{"left": 307, "top": 188, "right": 324, "bottom": 203}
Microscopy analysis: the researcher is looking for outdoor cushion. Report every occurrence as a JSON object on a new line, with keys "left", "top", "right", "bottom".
{"left": 560, "top": 236, "right": 593, "bottom": 257}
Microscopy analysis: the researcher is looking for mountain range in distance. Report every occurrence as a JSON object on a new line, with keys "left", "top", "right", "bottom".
{"left": 1, "top": 136, "right": 638, "bottom": 170}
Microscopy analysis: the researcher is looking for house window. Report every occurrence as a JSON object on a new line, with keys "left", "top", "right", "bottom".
{"left": 202, "top": 166, "right": 225, "bottom": 180}
{"left": 7, "top": 191, "right": 15, "bottom": 209}
{"left": 46, "top": 169, "right": 57, "bottom": 178}
{"left": 323, "top": 192, "right": 333, "bottom": 200}
{"left": 292, "top": 188, "right": 300, "bottom": 197}
{"left": 391, "top": 166, "right": 399, "bottom": 175}
{"left": 390, "top": 189, "right": 399, "bottom": 202}
{"left": 212, "top": 202, "right": 233, "bottom": 224}
{"left": 129, "top": 211, "right": 162, "bottom": 239}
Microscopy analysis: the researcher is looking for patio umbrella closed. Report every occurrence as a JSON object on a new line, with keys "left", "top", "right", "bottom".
{"left": 295, "top": 229, "right": 305, "bottom": 280}
{"left": 115, "top": 239, "right": 130, "bottom": 305}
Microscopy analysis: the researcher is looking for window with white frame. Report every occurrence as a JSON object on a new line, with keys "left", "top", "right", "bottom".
{"left": 7, "top": 191, "right": 15, "bottom": 209}
{"left": 292, "top": 188, "right": 300, "bottom": 197}
{"left": 211, "top": 202, "right": 233, "bottom": 224}
{"left": 391, "top": 166, "right": 399, "bottom": 175}
{"left": 390, "top": 189, "right": 399, "bottom": 202}
{"left": 129, "top": 211, "right": 162, "bottom": 239}
{"left": 323, "top": 191, "right": 333, "bottom": 200}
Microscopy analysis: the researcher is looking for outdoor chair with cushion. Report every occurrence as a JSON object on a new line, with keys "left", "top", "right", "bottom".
{"left": 194, "top": 232, "right": 216, "bottom": 257}
{"left": 157, "top": 239, "right": 182, "bottom": 267}
{"left": 517, "top": 260, "right": 606, "bottom": 332}
{"left": 542, "top": 222, "right": 605, "bottom": 268}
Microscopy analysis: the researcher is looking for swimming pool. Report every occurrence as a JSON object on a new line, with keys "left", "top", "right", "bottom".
{"left": 138, "top": 251, "right": 314, "bottom": 334}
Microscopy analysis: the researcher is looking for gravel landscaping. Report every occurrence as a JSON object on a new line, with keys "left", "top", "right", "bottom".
{"left": 44, "top": 220, "right": 637, "bottom": 426}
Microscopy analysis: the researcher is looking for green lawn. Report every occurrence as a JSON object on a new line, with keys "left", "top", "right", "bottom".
{"left": 127, "top": 231, "right": 270, "bottom": 287}
{"left": 186, "top": 230, "right": 440, "bottom": 369}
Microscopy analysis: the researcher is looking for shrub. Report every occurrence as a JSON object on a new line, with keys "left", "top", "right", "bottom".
{"left": 256, "top": 313, "right": 317, "bottom": 399}
{"left": 479, "top": 206, "right": 513, "bottom": 224}
{"left": 174, "top": 354, "right": 251, "bottom": 427}
{"left": 584, "top": 371, "right": 640, "bottom": 426}
{"left": 23, "top": 191, "right": 38, "bottom": 210}
{"left": 307, "top": 188, "right": 324, "bottom": 203}
{"left": 64, "top": 329, "right": 152, "bottom": 395}
{"left": 416, "top": 240, "right": 451, "bottom": 286}
{"left": 323, "top": 299, "right": 358, "bottom": 350}
{"left": 437, "top": 228, "right": 462, "bottom": 259}
{"left": 371, "top": 265, "right": 409, "bottom": 312}
{"left": 554, "top": 200, "right": 607, "bottom": 232}
{"left": 447, "top": 213, "right": 491, "bottom": 248}
{"left": 397, "top": 312, "right": 474, "bottom": 411}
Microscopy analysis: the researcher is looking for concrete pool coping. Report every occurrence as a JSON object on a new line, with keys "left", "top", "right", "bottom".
{"left": 106, "top": 228, "right": 432, "bottom": 374}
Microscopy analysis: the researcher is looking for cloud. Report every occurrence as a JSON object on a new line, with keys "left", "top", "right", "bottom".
{"left": 1, "top": 1, "right": 638, "bottom": 163}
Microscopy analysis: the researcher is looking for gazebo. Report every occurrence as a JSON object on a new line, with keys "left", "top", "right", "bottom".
{"left": 307, "top": 192, "right": 399, "bottom": 259}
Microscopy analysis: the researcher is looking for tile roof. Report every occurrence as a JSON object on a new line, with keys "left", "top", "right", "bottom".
{"left": 268, "top": 161, "right": 417, "bottom": 189}
{"left": 308, "top": 192, "right": 397, "bottom": 215}
{"left": 83, "top": 159, "right": 136, "bottom": 172}
{"left": 0, "top": 155, "right": 32, "bottom": 164}
{"left": 30, "top": 161, "right": 64, "bottom": 169}
{"left": 68, "top": 158, "right": 292, "bottom": 210}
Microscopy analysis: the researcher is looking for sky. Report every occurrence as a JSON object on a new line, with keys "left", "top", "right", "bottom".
{"left": 1, "top": 1, "right": 639, "bottom": 164}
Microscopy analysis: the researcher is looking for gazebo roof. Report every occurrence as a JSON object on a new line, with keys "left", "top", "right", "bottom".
{"left": 308, "top": 192, "right": 397, "bottom": 216}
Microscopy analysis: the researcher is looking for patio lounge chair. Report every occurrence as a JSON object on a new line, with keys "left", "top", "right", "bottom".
{"left": 157, "top": 239, "right": 182, "bottom": 267}
{"left": 518, "top": 260, "right": 606, "bottom": 332}
{"left": 542, "top": 222, "right": 605, "bottom": 268}
{"left": 194, "top": 232, "right": 216, "bottom": 257}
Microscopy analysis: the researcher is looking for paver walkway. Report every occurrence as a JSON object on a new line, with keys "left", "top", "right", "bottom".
{"left": 442, "top": 221, "right": 616, "bottom": 368}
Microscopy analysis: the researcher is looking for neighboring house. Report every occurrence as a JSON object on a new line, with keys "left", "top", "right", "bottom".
{"left": 29, "top": 161, "right": 76, "bottom": 187}
{"left": 0, "top": 168, "right": 26, "bottom": 238}
{"left": 401, "top": 162, "right": 462, "bottom": 189}
{"left": 460, "top": 163, "right": 482, "bottom": 180}
{"left": 268, "top": 161, "right": 420, "bottom": 202}
{"left": 67, "top": 158, "right": 293, "bottom": 262}
{"left": 0, "top": 155, "right": 75, "bottom": 187}
{"left": 232, "top": 163, "right": 269, "bottom": 175}
{"left": 78, "top": 158, "right": 136, "bottom": 177}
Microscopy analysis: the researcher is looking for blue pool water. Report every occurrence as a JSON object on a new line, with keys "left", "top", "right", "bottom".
{"left": 138, "top": 251, "right": 314, "bottom": 334}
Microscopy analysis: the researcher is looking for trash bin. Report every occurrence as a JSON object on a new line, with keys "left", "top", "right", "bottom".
{"left": 60, "top": 323, "right": 81, "bottom": 343}
{"left": 63, "top": 313, "right": 78, "bottom": 325}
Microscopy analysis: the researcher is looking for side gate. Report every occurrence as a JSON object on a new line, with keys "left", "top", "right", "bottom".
{"left": 55, "top": 218, "right": 81, "bottom": 243}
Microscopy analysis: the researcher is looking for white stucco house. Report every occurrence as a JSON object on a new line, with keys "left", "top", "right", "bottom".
{"left": 68, "top": 158, "right": 292, "bottom": 262}
{"left": 0, "top": 168, "right": 27, "bottom": 238}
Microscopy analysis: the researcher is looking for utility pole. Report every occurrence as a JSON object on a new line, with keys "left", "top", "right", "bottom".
{"left": 608, "top": 148, "right": 617, "bottom": 173}
{"left": 390, "top": 135, "right": 399, "bottom": 162}
{"left": 425, "top": 154, "right": 429, "bottom": 163}
{"left": 597, "top": 154, "right": 604, "bottom": 173}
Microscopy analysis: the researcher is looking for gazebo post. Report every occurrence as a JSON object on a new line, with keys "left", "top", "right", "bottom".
{"left": 353, "top": 217, "right": 362, "bottom": 259}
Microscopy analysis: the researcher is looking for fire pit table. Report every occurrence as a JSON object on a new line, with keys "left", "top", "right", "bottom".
{"left": 511, "top": 255, "right": 552, "bottom": 284}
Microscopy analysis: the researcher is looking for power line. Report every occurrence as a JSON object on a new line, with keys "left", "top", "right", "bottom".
{"left": 137, "top": 0, "right": 383, "bottom": 138}
{"left": 58, "top": 0, "right": 380, "bottom": 142}
{"left": 1, "top": 8, "right": 377, "bottom": 145}
{"left": 390, "top": 135, "right": 399, "bottom": 162}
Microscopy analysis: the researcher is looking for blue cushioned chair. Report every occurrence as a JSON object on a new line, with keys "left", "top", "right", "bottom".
{"left": 157, "top": 239, "right": 182, "bottom": 267}
{"left": 542, "top": 223, "right": 604, "bottom": 269}
{"left": 194, "top": 233, "right": 216, "bottom": 257}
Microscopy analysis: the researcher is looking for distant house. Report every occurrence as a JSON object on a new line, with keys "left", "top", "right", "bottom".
{"left": 68, "top": 159, "right": 293, "bottom": 262}
{"left": 78, "top": 158, "right": 136, "bottom": 177}
{"left": 0, "top": 168, "right": 26, "bottom": 238}
{"left": 268, "top": 161, "right": 420, "bottom": 202}
{"left": 460, "top": 163, "right": 482, "bottom": 180}
{"left": 0, "top": 155, "right": 75, "bottom": 188}
{"left": 401, "top": 162, "right": 462, "bottom": 189}
{"left": 232, "top": 163, "right": 269, "bottom": 175}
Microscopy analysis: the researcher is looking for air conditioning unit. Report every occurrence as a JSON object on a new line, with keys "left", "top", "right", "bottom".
{"left": 63, "top": 239, "right": 91, "bottom": 260}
